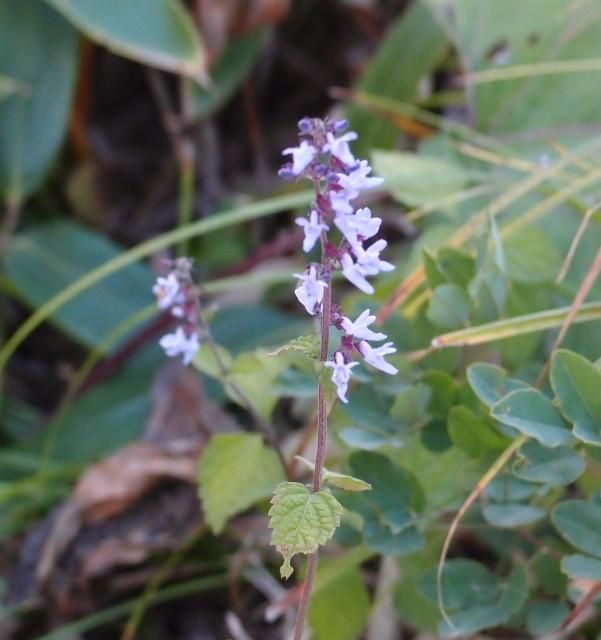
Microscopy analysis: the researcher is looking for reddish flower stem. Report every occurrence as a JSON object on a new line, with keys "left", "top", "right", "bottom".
{"left": 293, "top": 224, "right": 332, "bottom": 639}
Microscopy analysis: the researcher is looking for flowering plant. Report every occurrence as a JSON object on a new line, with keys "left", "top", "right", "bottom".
{"left": 271, "top": 117, "right": 397, "bottom": 638}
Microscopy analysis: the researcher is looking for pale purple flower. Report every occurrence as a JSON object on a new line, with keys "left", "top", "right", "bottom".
{"left": 282, "top": 140, "right": 317, "bottom": 175}
{"left": 324, "top": 351, "right": 358, "bottom": 403}
{"left": 159, "top": 326, "right": 200, "bottom": 365}
{"left": 330, "top": 188, "right": 358, "bottom": 216}
{"left": 337, "top": 160, "right": 384, "bottom": 192}
{"left": 293, "top": 265, "right": 328, "bottom": 315}
{"left": 340, "top": 310, "right": 386, "bottom": 341}
{"left": 296, "top": 210, "right": 329, "bottom": 253}
{"left": 153, "top": 273, "right": 182, "bottom": 310}
{"left": 358, "top": 340, "right": 398, "bottom": 375}
{"left": 340, "top": 253, "right": 374, "bottom": 295}
{"left": 356, "top": 239, "right": 394, "bottom": 275}
{"left": 324, "top": 131, "right": 358, "bottom": 166}
{"left": 334, "top": 207, "right": 381, "bottom": 249}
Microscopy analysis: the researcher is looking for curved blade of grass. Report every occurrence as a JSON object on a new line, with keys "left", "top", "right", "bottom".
{"left": 431, "top": 301, "right": 601, "bottom": 348}
{"left": 437, "top": 434, "right": 527, "bottom": 628}
{"left": 466, "top": 59, "right": 601, "bottom": 85}
{"left": 31, "top": 573, "right": 227, "bottom": 640}
{"left": 378, "top": 136, "right": 601, "bottom": 322}
{"left": 0, "top": 190, "right": 313, "bottom": 373}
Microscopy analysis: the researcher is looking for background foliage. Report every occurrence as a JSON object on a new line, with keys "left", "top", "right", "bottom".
{"left": 2, "top": 0, "right": 601, "bottom": 638}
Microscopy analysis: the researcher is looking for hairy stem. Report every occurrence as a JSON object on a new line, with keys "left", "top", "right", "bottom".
{"left": 293, "top": 230, "right": 333, "bottom": 640}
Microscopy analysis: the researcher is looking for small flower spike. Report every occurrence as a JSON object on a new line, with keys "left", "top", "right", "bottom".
{"left": 296, "top": 210, "right": 329, "bottom": 253}
{"left": 324, "top": 351, "right": 358, "bottom": 403}
{"left": 280, "top": 116, "right": 398, "bottom": 405}
{"left": 153, "top": 260, "right": 201, "bottom": 366}
{"left": 159, "top": 327, "right": 200, "bottom": 365}
{"left": 294, "top": 265, "right": 328, "bottom": 315}
{"left": 358, "top": 340, "right": 399, "bottom": 375}
{"left": 340, "top": 310, "right": 387, "bottom": 341}
{"left": 282, "top": 140, "right": 317, "bottom": 175}
{"left": 153, "top": 273, "right": 182, "bottom": 310}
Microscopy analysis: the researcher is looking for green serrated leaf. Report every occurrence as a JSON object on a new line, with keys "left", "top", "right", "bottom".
{"left": 198, "top": 433, "right": 285, "bottom": 534}
{"left": 269, "top": 482, "right": 343, "bottom": 578}
{"left": 294, "top": 457, "right": 371, "bottom": 492}
{"left": 269, "top": 334, "right": 320, "bottom": 359}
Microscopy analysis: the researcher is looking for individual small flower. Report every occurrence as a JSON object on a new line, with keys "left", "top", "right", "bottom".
{"left": 340, "top": 309, "right": 387, "bottom": 341}
{"left": 296, "top": 210, "right": 329, "bottom": 253}
{"left": 356, "top": 239, "right": 395, "bottom": 275}
{"left": 282, "top": 140, "right": 317, "bottom": 175}
{"left": 324, "top": 351, "right": 358, "bottom": 403}
{"left": 324, "top": 131, "right": 358, "bottom": 166}
{"left": 159, "top": 326, "right": 200, "bottom": 365}
{"left": 293, "top": 265, "right": 328, "bottom": 315}
{"left": 340, "top": 253, "right": 374, "bottom": 295}
{"left": 152, "top": 273, "right": 182, "bottom": 310}
{"left": 334, "top": 207, "right": 381, "bottom": 249}
{"left": 358, "top": 340, "right": 398, "bottom": 375}
{"left": 330, "top": 188, "right": 358, "bottom": 215}
{"left": 337, "top": 160, "right": 384, "bottom": 192}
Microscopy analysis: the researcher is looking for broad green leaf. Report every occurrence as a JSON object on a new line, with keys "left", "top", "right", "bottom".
{"left": 426, "top": 284, "right": 471, "bottom": 330}
{"left": 448, "top": 405, "right": 507, "bottom": 457}
{"left": 269, "top": 334, "right": 319, "bottom": 359}
{"left": 0, "top": 74, "right": 26, "bottom": 102}
{"left": 513, "top": 441, "right": 585, "bottom": 485}
{"left": 552, "top": 499, "right": 601, "bottom": 558}
{"left": 551, "top": 349, "right": 601, "bottom": 446}
{"left": 45, "top": 0, "right": 206, "bottom": 79}
{"left": 561, "top": 554, "right": 601, "bottom": 580}
{"left": 199, "top": 434, "right": 285, "bottom": 534}
{"left": 491, "top": 388, "right": 572, "bottom": 447}
{"left": 348, "top": 1, "right": 447, "bottom": 154}
{"left": 227, "top": 350, "right": 289, "bottom": 420}
{"left": 269, "top": 482, "right": 343, "bottom": 578}
{"left": 339, "top": 387, "right": 402, "bottom": 450}
{"left": 526, "top": 600, "right": 569, "bottom": 636}
{"left": 5, "top": 220, "right": 154, "bottom": 348}
{"left": 425, "top": 0, "right": 601, "bottom": 134}
{"left": 421, "top": 560, "right": 527, "bottom": 637}
{"left": 486, "top": 475, "right": 537, "bottom": 502}
{"left": 342, "top": 452, "right": 424, "bottom": 556}
{"left": 372, "top": 151, "right": 469, "bottom": 207}
{"left": 503, "top": 226, "right": 560, "bottom": 284}
{"left": 424, "top": 248, "right": 475, "bottom": 290}
{"left": 35, "top": 346, "right": 160, "bottom": 462}
{"left": 532, "top": 552, "right": 567, "bottom": 596}
{"left": 308, "top": 562, "right": 370, "bottom": 640}
{"left": 394, "top": 536, "right": 444, "bottom": 632}
{"left": 294, "top": 456, "right": 372, "bottom": 492}
{"left": 390, "top": 383, "right": 431, "bottom": 427}
{"left": 420, "top": 560, "right": 499, "bottom": 613}
{"left": 192, "top": 342, "right": 233, "bottom": 379}
{"left": 466, "top": 363, "right": 527, "bottom": 408}
{"left": 482, "top": 503, "right": 545, "bottom": 528}
{"left": 432, "top": 301, "right": 601, "bottom": 348}
{"left": 0, "top": 0, "right": 77, "bottom": 203}
{"left": 191, "top": 32, "right": 264, "bottom": 117}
